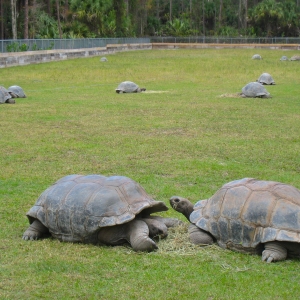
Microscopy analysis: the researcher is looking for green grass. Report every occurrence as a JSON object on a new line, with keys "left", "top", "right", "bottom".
{"left": 1, "top": 48, "right": 300, "bottom": 299}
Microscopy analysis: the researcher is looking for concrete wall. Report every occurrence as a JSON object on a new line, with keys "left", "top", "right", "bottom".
{"left": 0, "top": 42, "right": 298, "bottom": 68}
{"left": 0, "top": 43, "right": 152, "bottom": 68}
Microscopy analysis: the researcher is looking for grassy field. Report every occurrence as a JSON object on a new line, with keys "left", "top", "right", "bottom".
{"left": 1, "top": 47, "right": 300, "bottom": 299}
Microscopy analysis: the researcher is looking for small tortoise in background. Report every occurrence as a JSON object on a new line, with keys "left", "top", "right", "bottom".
{"left": 116, "top": 81, "right": 146, "bottom": 93}
{"left": 8, "top": 85, "right": 26, "bottom": 98}
{"left": 252, "top": 54, "right": 262, "bottom": 60}
{"left": 170, "top": 178, "right": 300, "bottom": 262}
{"left": 23, "top": 174, "right": 181, "bottom": 252}
{"left": 280, "top": 56, "right": 289, "bottom": 61}
{"left": 257, "top": 73, "right": 275, "bottom": 85}
{"left": 241, "top": 82, "right": 271, "bottom": 98}
{"left": 0, "top": 86, "right": 15, "bottom": 104}
{"left": 290, "top": 55, "right": 300, "bottom": 61}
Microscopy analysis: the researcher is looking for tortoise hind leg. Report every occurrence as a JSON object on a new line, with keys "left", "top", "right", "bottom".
{"left": 23, "top": 220, "right": 49, "bottom": 241}
{"left": 262, "top": 242, "right": 287, "bottom": 263}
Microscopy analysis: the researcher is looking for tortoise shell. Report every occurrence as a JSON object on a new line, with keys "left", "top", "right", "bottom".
{"left": 26, "top": 174, "right": 168, "bottom": 242}
{"left": 257, "top": 73, "right": 275, "bottom": 85}
{"left": 252, "top": 54, "right": 262, "bottom": 60}
{"left": 116, "top": 81, "right": 141, "bottom": 93}
{"left": 0, "top": 86, "right": 12, "bottom": 103}
{"left": 241, "top": 82, "right": 270, "bottom": 98}
{"left": 8, "top": 85, "right": 26, "bottom": 98}
{"left": 190, "top": 178, "right": 300, "bottom": 253}
{"left": 280, "top": 56, "right": 289, "bottom": 61}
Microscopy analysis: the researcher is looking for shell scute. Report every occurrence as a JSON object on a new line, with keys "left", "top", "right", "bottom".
{"left": 221, "top": 186, "right": 251, "bottom": 219}
{"left": 271, "top": 199, "right": 300, "bottom": 231}
{"left": 242, "top": 190, "right": 274, "bottom": 226}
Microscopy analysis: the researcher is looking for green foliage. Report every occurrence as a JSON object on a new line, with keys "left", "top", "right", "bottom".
{"left": 5, "top": 0, "right": 300, "bottom": 38}
{"left": 165, "top": 18, "right": 192, "bottom": 37}
{"left": 216, "top": 25, "right": 239, "bottom": 37}
{"left": 248, "top": 0, "right": 300, "bottom": 37}
{"left": 62, "top": 21, "right": 92, "bottom": 38}
{"left": 1, "top": 49, "right": 300, "bottom": 298}
{"left": 69, "top": 0, "right": 113, "bottom": 36}
{"left": 6, "top": 42, "right": 29, "bottom": 52}
{"left": 33, "top": 11, "right": 59, "bottom": 38}
{"left": 6, "top": 42, "right": 20, "bottom": 52}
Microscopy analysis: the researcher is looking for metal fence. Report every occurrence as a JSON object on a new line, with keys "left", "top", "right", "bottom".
{"left": 0, "top": 37, "right": 151, "bottom": 53}
{"left": 150, "top": 36, "right": 300, "bottom": 44}
{"left": 1, "top": 36, "right": 299, "bottom": 53}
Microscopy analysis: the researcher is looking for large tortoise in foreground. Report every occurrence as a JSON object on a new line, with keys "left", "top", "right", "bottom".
{"left": 241, "top": 82, "right": 271, "bottom": 98}
{"left": 23, "top": 174, "right": 180, "bottom": 251}
{"left": 170, "top": 178, "right": 300, "bottom": 262}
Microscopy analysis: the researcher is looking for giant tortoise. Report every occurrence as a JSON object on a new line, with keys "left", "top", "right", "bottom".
{"left": 252, "top": 54, "right": 262, "bottom": 60}
{"left": 8, "top": 85, "right": 26, "bottom": 98}
{"left": 257, "top": 73, "right": 275, "bottom": 85}
{"left": 0, "top": 86, "right": 14, "bottom": 104}
{"left": 23, "top": 174, "right": 180, "bottom": 252}
{"left": 116, "top": 81, "right": 146, "bottom": 93}
{"left": 170, "top": 178, "right": 300, "bottom": 262}
{"left": 241, "top": 82, "right": 271, "bottom": 98}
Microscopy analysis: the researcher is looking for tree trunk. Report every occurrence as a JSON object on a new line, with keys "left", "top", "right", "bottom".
{"left": 170, "top": 0, "right": 172, "bottom": 22}
{"left": 11, "top": 0, "right": 17, "bottom": 39}
{"left": 0, "top": 0, "right": 3, "bottom": 39}
{"left": 219, "top": 0, "right": 223, "bottom": 25}
{"left": 47, "top": 0, "right": 51, "bottom": 15}
{"left": 202, "top": 0, "right": 205, "bottom": 35}
{"left": 24, "top": 0, "right": 29, "bottom": 39}
{"left": 238, "top": 0, "right": 247, "bottom": 30}
{"left": 114, "top": 0, "right": 124, "bottom": 37}
{"left": 244, "top": 0, "right": 247, "bottom": 30}
{"left": 56, "top": 0, "right": 62, "bottom": 38}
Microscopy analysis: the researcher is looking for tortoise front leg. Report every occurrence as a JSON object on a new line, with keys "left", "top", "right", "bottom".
{"left": 127, "top": 219, "right": 158, "bottom": 252}
{"left": 188, "top": 224, "right": 214, "bottom": 245}
{"left": 98, "top": 219, "right": 158, "bottom": 252}
{"left": 23, "top": 220, "right": 49, "bottom": 241}
{"left": 262, "top": 242, "right": 288, "bottom": 263}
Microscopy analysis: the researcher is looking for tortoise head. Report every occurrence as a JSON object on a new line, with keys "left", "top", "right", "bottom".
{"left": 169, "top": 196, "right": 194, "bottom": 221}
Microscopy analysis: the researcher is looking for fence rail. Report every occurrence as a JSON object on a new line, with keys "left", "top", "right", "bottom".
{"left": 1, "top": 37, "right": 300, "bottom": 53}
{"left": 150, "top": 37, "right": 300, "bottom": 44}
{"left": 0, "top": 38, "right": 151, "bottom": 53}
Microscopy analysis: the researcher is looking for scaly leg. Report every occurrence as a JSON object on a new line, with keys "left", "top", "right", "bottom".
{"left": 188, "top": 224, "right": 214, "bottom": 245}
{"left": 262, "top": 242, "right": 287, "bottom": 263}
{"left": 23, "top": 220, "right": 49, "bottom": 241}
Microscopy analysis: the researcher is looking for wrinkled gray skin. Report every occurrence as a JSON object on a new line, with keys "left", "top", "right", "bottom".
{"left": 23, "top": 174, "right": 181, "bottom": 252}
{"left": 116, "top": 81, "right": 146, "bottom": 93}
{"left": 8, "top": 85, "right": 26, "bottom": 98}
{"left": 241, "top": 82, "right": 271, "bottom": 98}
{"left": 252, "top": 54, "right": 262, "bottom": 60}
{"left": 257, "top": 73, "right": 275, "bottom": 85}
{"left": 170, "top": 178, "right": 300, "bottom": 263}
{"left": 0, "top": 86, "right": 15, "bottom": 104}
